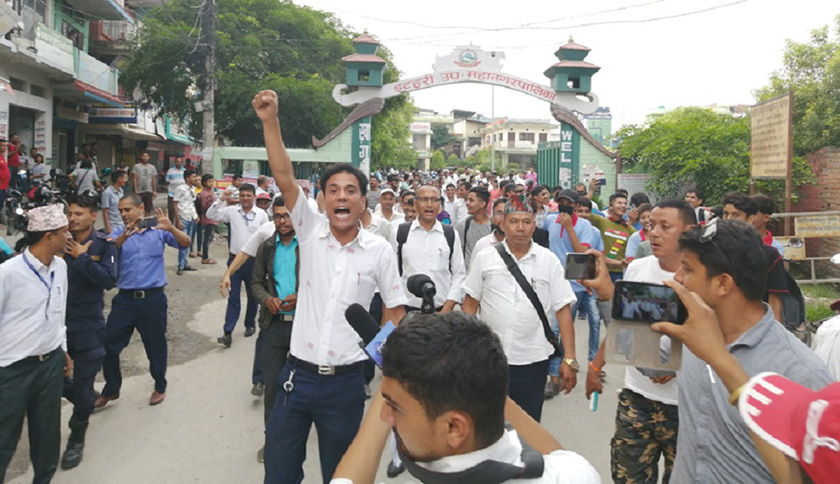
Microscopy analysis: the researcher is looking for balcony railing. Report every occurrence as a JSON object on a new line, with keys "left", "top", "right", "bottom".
{"left": 76, "top": 49, "right": 119, "bottom": 94}
{"left": 90, "top": 20, "right": 136, "bottom": 43}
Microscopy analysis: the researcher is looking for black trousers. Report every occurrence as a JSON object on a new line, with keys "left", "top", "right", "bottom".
{"left": 260, "top": 319, "right": 293, "bottom": 424}
{"left": 103, "top": 290, "right": 168, "bottom": 395}
{"left": 0, "top": 347, "right": 64, "bottom": 484}
{"left": 508, "top": 359, "right": 550, "bottom": 422}
{"left": 63, "top": 329, "right": 106, "bottom": 422}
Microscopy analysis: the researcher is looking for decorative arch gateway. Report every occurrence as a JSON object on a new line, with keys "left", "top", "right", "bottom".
{"left": 312, "top": 33, "right": 607, "bottom": 178}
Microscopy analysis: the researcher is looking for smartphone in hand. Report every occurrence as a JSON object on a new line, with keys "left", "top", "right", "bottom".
{"left": 137, "top": 216, "right": 158, "bottom": 230}
{"left": 565, "top": 253, "right": 596, "bottom": 280}
{"left": 612, "top": 280, "right": 687, "bottom": 325}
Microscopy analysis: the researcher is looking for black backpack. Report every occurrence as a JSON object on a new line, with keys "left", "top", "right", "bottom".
{"left": 396, "top": 222, "right": 455, "bottom": 276}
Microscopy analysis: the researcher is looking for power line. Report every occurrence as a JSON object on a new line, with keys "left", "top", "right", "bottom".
{"left": 383, "top": 0, "right": 749, "bottom": 48}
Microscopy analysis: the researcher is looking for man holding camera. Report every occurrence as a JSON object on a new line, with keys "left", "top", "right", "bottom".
{"left": 462, "top": 194, "right": 577, "bottom": 422}
{"left": 61, "top": 194, "right": 118, "bottom": 469}
{"left": 96, "top": 196, "right": 190, "bottom": 408}
{"left": 588, "top": 199, "right": 696, "bottom": 484}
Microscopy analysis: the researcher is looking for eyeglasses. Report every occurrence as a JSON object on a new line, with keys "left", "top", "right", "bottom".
{"left": 273, "top": 213, "right": 291, "bottom": 221}
{"left": 414, "top": 197, "right": 441, "bottom": 204}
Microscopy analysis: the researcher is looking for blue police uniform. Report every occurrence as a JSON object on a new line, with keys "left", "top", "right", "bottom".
{"left": 101, "top": 226, "right": 184, "bottom": 398}
{"left": 62, "top": 230, "right": 118, "bottom": 421}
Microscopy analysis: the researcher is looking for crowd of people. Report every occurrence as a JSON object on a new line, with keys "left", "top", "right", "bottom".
{"left": 1, "top": 89, "right": 838, "bottom": 484}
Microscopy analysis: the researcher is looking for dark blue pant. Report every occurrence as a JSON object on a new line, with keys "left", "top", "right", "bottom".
{"left": 0, "top": 347, "right": 63, "bottom": 484}
{"left": 264, "top": 362, "right": 365, "bottom": 484}
{"left": 225, "top": 255, "right": 257, "bottom": 334}
{"left": 509, "top": 359, "right": 549, "bottom": 422}
{"left": 63, "top": 329, "right": 105, "bottom": 422}
{"left": 102, "top": 290, "right": 168, "bottom": 395}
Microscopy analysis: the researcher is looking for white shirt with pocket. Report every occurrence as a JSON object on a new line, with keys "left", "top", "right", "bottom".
{"left": 463, "top": 240, "right": 577, "bottom": 365}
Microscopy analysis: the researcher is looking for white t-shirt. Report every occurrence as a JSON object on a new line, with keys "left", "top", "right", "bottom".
{"left": 330, "top": 429, "right": 600, "bottom": 484}
{"left": 621, "top": 256, "right": 679, "bottom": 406}
{"left": 814, "top": 315, "right": 840, "bottom": 381}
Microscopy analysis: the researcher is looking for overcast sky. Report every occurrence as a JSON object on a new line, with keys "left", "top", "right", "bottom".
{"left": 295, "top": 0, "right": 838, "bottom": 131}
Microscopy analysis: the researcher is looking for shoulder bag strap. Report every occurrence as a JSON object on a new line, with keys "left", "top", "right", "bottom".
{"left": 494, "top": 244, "right": 561, "bottom": 356}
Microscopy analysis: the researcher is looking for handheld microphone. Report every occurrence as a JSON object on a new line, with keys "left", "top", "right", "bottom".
{"left": 407, "top": 274, "right": 435, "bottom": 299}
{"left": 407, "top": 274, "right": 436, "bottom": 314}
{"left": 345, "top": 303, "right": 396, "bottom": 368}
{"left": 344, "top": 303, "right": 380, "bottom": 345}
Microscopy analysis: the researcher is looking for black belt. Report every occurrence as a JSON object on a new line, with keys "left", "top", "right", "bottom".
{"left": 119, "top": 287, "right": 164, "bottom": 299}
{"left": 288, "top": 355, "right": 364, "bottom": 376}
{"left": 18, "top": 346, "right": 62, "bottom": 365}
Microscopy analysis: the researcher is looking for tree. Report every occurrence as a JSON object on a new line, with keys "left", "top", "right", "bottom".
{"left": 122, "top": 0, "right": 414, "bottom": 155}
{"left": 430, "top": 150, "right": 446, "bottom": 170}
{"left": 617, "top": 107, "right": 812, "bottom": 204}
{"left": 755, "top": 16, "right": 840, "bottom": 156}
{"left": 430, "top": 124, "right": 455, "bottom": 151}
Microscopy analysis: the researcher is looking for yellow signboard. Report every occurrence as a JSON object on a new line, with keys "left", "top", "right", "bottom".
{"left": 751, "top": 94, "right": 792, "bottom": 179}
{"left": 775, "top": 237, "right": 807, "bottom": 261}
{"left": 794, "top": 214, "right": 840, "bottom": 238}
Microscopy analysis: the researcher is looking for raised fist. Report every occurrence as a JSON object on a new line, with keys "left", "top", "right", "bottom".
{"left": 252, "top": 90, "right": 279, "bottom": 121}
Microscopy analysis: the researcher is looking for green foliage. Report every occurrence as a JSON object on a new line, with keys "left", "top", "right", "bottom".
{"left": 802, "top": 283, "right": 840, "bottom": 300}
{"left": 430, "top": 150, "right": 446, "bottom": 170}
{"left": 123, "top": 0, "right": 414, "bottom": 155}
{"left": 755, "top": 16, "right": 840, "bottom": 156}
{"left": 371, "top": 93, "right": 416, "bottom": 170}
{"left": 617, "top": 107, "right": 813, "bottom": 205}
{"left": 807, "top": 302, "right": 834, "bottom": 323}
{"left": 431, "top": 124, "right": 455, "bottom": 151}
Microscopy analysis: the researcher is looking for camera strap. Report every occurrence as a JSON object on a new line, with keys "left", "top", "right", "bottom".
{"left": 494, "top": 244, "right": 562, "bottom": 358}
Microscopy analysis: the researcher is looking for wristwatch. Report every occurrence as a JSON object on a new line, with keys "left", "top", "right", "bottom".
{"left": 563, "top": 358, "right": 580, "bottom": 372}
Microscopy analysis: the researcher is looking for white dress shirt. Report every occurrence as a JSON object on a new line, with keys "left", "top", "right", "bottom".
{"left": 471, "top": 231, "right": 503, "bottom": 265}
{"left": 444, "top": 196, "right": 467, "bottom": 224}
{"left": 389, "top": 219, "right": 466, "bottom": 308}
{"left": 173, "top": 183, "right": 198, "bottom": 221}
{"left": 0, "top": 250, "right": 68, "bottom": 367}
{"left": 206, "top": 201, "right": 269, "bottom": 254}
{"left": 289, "top": 186, "right": 408, "bottom": 366}
{"left": 364, "top": 212, "right": 392, "bottom": 242}
{"left": 463, "top": 240, "right": 577, "bottom": 365}
{"left": 241, "top": 221, "right": 276, "bottom": 257}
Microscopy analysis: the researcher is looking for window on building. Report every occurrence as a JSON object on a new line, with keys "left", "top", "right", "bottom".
{"left": 539, "top": 133, "right": 547, "bottom": 143}
{"left": 9, "top": 77, "right": 25, "bottom": 92}
{"left": 61, "top": 22, "right": 84, "bottom": 50}
{"left": 30, "top": 84, "right": 45, "bottom": 98}
{"left": 412, "top": 134, "right": 426, "bottom": 151}
{"left": 22, "top": 0, "right": 45, "bottom": 23}
{"left": 519, "top": 132, "right": 535, "bottom": 142}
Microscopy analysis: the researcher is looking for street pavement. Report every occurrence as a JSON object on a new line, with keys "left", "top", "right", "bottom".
{"left": 7, "top": 248, "right": 627, "bottom": 484}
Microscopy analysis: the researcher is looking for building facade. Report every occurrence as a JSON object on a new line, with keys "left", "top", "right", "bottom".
{"left": 480, "top": 118, "right": 559, "bottom": 169}
{"left": 0, "top": 0, "right": 191, "bottom": 176}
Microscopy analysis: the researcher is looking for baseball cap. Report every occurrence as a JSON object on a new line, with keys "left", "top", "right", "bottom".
{"left": 739, "top": 372, "right": 840, "bottom": 484}
{"left": 556, "top": 189, "right": 580, "bottom": 204}
{"left": 256, "top": 192, "right": 271, "bottom": 200}
{"left": 380, "top": 188, "right": 397, "bottom": 196}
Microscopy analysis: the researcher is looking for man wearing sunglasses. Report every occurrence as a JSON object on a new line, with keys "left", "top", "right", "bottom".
{"left": 660, "top": 219, "right": 831, "bottom": 482}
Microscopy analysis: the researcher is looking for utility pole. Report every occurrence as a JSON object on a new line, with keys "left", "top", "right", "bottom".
{"left": 490, "top": 85, "right": 495, "bottom": 171}
{"left": 200, "top": 0, "right": 215, "bottom": 174}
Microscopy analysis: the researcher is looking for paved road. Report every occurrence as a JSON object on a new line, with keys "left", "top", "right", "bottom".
{"left": 8, "top": 305, "right": 625, "bottom": 484}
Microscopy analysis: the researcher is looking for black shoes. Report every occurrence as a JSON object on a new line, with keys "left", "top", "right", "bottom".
{"left": 183, "top": 265, "right": 197, "bottom": 271}
{"left": 217, "top": 333, "right": 232, "bottom": 348}
{"left": 60, "top": 418, "right": 88, "bottom": 470}
{"left": 251, "top": 382, "right": 265, "bottom": 397}
{"left": 244, "top": 327, "right": 256, "bottom": 337}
